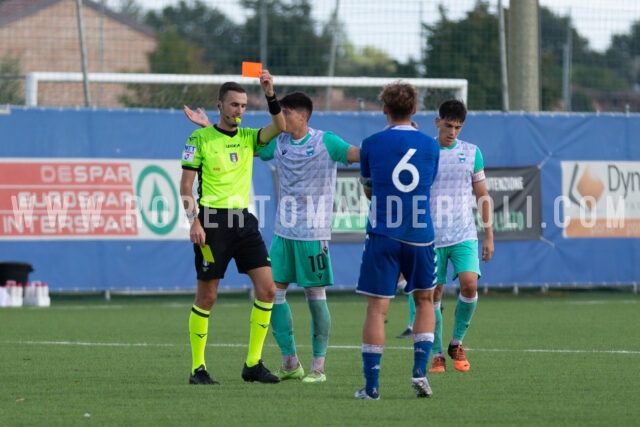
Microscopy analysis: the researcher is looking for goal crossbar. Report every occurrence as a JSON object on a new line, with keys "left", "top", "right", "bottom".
{"left": 25, "top": 72, "right": 468, "bottom": 107}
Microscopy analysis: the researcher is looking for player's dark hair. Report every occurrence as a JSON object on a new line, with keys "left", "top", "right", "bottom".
{"left": 218, "top": 82, "right": 246, "bottom": 102}
{"left": 438, "top": 99, "right": 467, "bottom": 123}
{"left": 279, "top": 91, "right": 313, "bottom": 119}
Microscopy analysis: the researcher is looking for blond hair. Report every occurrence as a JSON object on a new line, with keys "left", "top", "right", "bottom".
{"left": 378, "top": 81, "right": 418, "bottom": 120}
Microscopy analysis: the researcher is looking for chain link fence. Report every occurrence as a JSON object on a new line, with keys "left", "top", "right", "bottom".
{"left": 1, "top": 0, "right": 639, "bottom": 112}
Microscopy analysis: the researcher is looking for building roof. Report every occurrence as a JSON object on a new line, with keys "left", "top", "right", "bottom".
{"left": 0, "top": 0, "right": 154, "bottom": 37}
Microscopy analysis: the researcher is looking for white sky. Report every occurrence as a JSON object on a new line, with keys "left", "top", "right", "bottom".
{"left": 122, "top": 0, "right": 640, "bottom": 62}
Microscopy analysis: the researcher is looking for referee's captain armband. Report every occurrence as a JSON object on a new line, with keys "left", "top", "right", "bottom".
{"left": 472, "top": 169, "right": 485, "bottom": 183}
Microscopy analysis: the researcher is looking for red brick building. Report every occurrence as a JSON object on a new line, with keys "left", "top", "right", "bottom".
{"left": 0, "top": 0, "right": 156, "bottom": 107}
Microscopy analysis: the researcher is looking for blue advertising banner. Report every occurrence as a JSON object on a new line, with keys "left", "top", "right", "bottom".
{"left": 1, "top": 107, "right": 639, "bottom": 290}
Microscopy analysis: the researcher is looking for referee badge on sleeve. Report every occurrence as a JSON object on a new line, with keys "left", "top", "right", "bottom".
{"left": 183, "top": 144, "right": 196, "bottom": 161}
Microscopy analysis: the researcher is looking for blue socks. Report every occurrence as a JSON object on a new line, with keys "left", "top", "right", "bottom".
{"left": 412, "top": 333, "right": 434, "bottom": 377}
{"left": 362, "top": 344, "right": 383, "bottom": 394}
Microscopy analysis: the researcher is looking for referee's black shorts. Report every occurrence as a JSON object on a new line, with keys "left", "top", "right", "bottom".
{"left": 193, "top": 208, "right": 271, "bottom": 280}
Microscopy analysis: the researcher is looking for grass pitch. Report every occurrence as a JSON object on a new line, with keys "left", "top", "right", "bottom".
{"left": 1, "top": 290, "right": 639, "bottom": 426}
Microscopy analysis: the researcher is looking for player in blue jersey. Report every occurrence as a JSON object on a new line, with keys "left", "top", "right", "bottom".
{"left": 184, "top": 91, "right": 359, "bottom": 384}
{"left": 395, "top": 99, "right": 494, "bottom": 374}
{"left": 355, "top": 81, "right": 440, "bottom": 400}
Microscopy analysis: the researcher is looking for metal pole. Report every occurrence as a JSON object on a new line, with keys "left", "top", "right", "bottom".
{"left": 507, "top": 0, "right": 540, "bottom": 111}
{"left": 325, "top": 0, "right": 340, "bottom": 111}
{"left": 98, "top": 0, "right": 106, "bottom": 106}
{"left": 259, "top": 0, "right": 267, "bottom": 66}
{"left": 25, "top": 73, "right": 38, "bottom": 107}
{"left": 75, "top": 0, "right": 91, "bottom": 107}
{"left": 498, "top": 0, "right": 509, "bottom": 111}
{"left": 259, "top": 0, "right": 267, "bottom": 108}
{"left": 562, "top": 15, "right": 573, "bottom": 111}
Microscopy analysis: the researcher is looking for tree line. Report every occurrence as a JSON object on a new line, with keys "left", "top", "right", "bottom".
{"left": 1, "top": 0, "right": 638, "bottom": 111}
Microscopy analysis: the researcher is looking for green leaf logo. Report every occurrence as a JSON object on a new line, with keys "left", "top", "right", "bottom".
{"left": 136, "top": 165, "right": 179, "bottom": 235}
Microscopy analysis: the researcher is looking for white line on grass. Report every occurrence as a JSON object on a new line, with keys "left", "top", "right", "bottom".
{"left": 469, "top": 347, "right": 640, "bottom": 355}
{"left": 12, "top": 340, "right": 177, "bottom": 347}
{"left": 5, "top": 340, "right": 640, "bottom": 355}
{"left": 566, "top": 299, "right": 638, "bottom": 305}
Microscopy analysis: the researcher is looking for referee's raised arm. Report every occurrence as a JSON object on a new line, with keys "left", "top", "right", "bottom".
{"left": 258, "top": 70, "right": 285, "bottom": 145}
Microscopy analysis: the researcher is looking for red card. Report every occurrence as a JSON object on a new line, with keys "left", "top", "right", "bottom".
{"left": 242, "top": 61, "right": 262, "bottom": 77}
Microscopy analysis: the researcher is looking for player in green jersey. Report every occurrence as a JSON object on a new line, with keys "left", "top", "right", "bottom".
{"left": 255, "top": 92, "right": 358, "bottom": 384}
{"left": 395, "top": 99, "right": 494, "bottom": 374}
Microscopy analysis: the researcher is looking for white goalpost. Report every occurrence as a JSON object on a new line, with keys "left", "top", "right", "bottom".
{"left": 24, "top": 72, "right": 468, "bottom": 108}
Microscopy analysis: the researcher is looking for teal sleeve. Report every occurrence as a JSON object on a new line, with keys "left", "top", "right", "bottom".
{"left": 474, "top": 147, "right": 484, "bottom": 173}
{"left": 257, "top": 138, "right": 277, "bottom": 160}
{"left": 323, "top": 131, "right": 351, "bottom": 165}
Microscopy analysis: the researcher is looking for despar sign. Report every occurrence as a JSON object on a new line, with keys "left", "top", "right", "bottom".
{"left": 475, "top": 166, "right": 542, "bottom": 241}
{"left": 0, "top": 158, "right": 187, "bottom": 241}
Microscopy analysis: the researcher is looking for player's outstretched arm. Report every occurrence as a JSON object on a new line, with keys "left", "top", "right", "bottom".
{"left": 347, "top": 146, "right": 360, "bottom": 164}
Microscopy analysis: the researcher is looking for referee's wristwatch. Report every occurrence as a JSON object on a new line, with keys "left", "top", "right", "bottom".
{"left": 186, "top": 212, "right": 198, "bottom": 225}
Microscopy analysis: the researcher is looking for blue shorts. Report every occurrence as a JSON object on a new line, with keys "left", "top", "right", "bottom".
{"left": 356, "top": 233, "right": 437, "bottom": 298}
